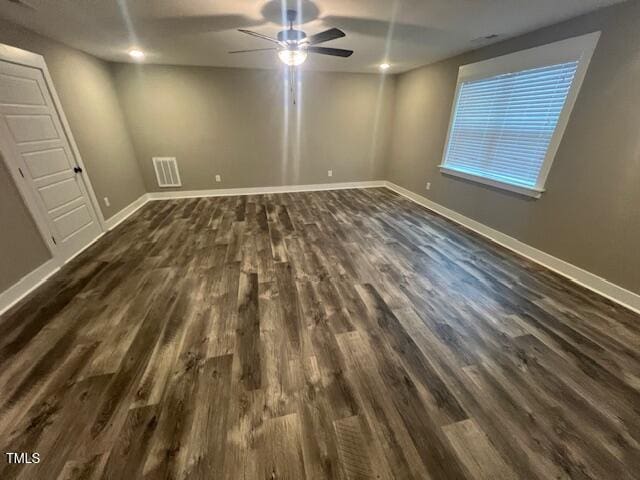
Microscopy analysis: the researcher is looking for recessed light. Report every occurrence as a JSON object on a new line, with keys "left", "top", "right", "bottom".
{"left": 128, "top": 49, "right": 145, "bottom": 60}
{"left": 379, "top": 63, "right": 391, "bottom": 71}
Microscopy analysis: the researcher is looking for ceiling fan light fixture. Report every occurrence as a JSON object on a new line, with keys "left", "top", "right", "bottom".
{"left": 379, "top": 63, "right": 391, "bottom": 71}
{"left": 278, "top": 48, "right": 308, "bottom": 66}
{"left": 128, "top": 49, "right": 145, "bottom": 60}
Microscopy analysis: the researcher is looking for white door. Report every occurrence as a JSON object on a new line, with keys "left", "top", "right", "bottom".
{"left": 0, "top": 59, "right": 102, "bottom": 262}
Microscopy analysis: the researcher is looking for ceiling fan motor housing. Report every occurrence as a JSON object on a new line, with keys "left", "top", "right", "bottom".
{"left": 277, "top": 29, "right": 307, "bottom": 43}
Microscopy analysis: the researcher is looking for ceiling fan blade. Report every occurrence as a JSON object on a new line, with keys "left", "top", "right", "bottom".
{"left": 238, "top": 29, "right": 283, "bottom": 45}
{"left": 307, "top": 47, "right": 354, "bottom": 58}
{"left": 5, "top": 0, "right": 36, "bottom": 9}
{"left": 229, "top": 48, "right": 277, "bottom": 54}
{"left": 305, "top": 28, "right": 346, "bottom": 45}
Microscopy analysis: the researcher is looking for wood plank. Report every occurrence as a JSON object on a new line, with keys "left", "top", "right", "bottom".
{"left": 258, "top": 413, "right": 307, "bottom": 480}
{"left": 100, "top": 405, "right": 159, "bottom": 480}
{"left": 236, "top": 272, "right": 262, "bottom": 390}
{"left": 179, "top": 355, "right": 233, "bottom": 479}
{"left": 443, "top": 419, "right": 517, "bottom": 480}
{"left": 56, "top": 454, "right": 107, "bottom": 480}
{"left": 333, "top": 415, "right": 380, "bottom": 480}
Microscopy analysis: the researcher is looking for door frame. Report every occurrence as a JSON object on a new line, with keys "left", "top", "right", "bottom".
{"left": 0, "top": 43, "right": 106, "bottom": 265}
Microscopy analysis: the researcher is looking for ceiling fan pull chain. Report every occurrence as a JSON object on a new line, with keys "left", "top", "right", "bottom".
{"left": 290, "top": 66, "right": 297, "bottom": 105}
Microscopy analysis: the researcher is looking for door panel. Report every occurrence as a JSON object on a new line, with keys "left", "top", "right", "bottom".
{"left": 0, "top": 60, "right": 102, "bottom": 261}
{"left": 6, "top": 114, "right": 59, "bottom": 142}
{"left": 53, "top": 204, "right": 93, "bottom": 240}
{"left": 0, "top": 72, "right": 45, "bottom": 105}
{"left": 23, "top": 148, "right": 69, "bottom": 178}
{"left": 39, "top": 177, "right": 83, "bottom": 211}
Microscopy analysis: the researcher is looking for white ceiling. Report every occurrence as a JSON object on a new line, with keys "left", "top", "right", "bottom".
{"left": 0, "top": 0, "right": 626, "bottom": 73}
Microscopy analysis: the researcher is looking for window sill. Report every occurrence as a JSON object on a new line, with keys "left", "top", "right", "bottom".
{"left": 439, "top": 166, "right": 544, "bottom": 199}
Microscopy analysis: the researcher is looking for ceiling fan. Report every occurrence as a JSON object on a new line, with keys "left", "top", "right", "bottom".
{"left": 229, "top": 9, "right": 353, "bottom": 66}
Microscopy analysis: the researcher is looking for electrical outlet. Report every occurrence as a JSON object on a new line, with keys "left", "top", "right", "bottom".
{"left": 328, "top": 170, "right": 333, "bottom": 177}
{"left": 103, "top": 197, "right": 110, "bottom": 207}
{"left": 215, "top": 174, "right": 221, "bottom": 183}
{"left": 426, "top": 182, "right": 431, "bottom": 191}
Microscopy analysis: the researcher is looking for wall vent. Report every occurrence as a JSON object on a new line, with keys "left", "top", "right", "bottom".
{"left": 152, "top": 157, "right": 181, "bottom": 187}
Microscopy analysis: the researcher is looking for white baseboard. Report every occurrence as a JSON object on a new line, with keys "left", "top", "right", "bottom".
{"left": 385, "top": 181, "right": 640, "bottom": 315}
{"left": 5, "top": 179, "right": 636, "bottom": 318}
{"left": 105, "top": 193, "right": 150, "bottom": 230}
{"left": 0, "top": 259, "right": 59, "bottom": 316}
{"left": 146, "top": 181, "right": 386, "bottom": 200}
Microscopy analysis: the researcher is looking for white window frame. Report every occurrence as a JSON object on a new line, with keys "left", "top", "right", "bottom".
{"left": 439, "top": 31, "right": 601, "bottom": 198}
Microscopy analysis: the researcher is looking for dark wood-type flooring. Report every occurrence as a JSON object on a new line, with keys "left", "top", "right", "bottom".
{"left": 1, "top": 188, "right": 640, "bottom": 480}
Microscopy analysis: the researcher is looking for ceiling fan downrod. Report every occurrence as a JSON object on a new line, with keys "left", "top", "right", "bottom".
{"left": 287, "top": 9, "right": 296, "bottom": 30}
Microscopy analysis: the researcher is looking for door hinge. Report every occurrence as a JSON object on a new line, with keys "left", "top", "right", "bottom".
{"left": 51, "top": 236, "right": 57, "bottom": 245}
{"left": 18, "top": 167, "right": 24, "bottom": 178}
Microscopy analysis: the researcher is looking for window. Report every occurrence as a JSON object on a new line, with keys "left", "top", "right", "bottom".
{"left": 440, "top": 32, "right": 600, "bottom": 198}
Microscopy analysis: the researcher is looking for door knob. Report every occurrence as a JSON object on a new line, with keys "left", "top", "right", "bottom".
{"left": 73, "top": 166, "right": 83, "bottom": 174}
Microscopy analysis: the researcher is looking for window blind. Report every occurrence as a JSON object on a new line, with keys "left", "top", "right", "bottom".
{"left": 442, "top": 61, "right": 579, "bottom": 190}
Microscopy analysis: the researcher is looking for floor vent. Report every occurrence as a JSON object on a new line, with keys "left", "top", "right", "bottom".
{"left": 152, "top": 157, "right": 182, "bottom": 187}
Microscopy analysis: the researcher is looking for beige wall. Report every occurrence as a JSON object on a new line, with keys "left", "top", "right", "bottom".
{"left": 0, "top": 19, "right": 145, "bottom": 292}
{"left": 112, "top": 64, "right": 395, "bottom": 191}
{"left": 0, "top": 155, "right": 51, "bottom": 293}
{"left": 0, "top": 18, "right": 145, "bottom": 219}
{"left": 387, "top": 0, "right": 640, "bottom": 295}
